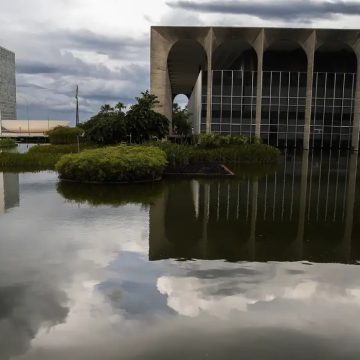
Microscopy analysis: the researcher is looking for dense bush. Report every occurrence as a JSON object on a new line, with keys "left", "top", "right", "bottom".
{"left": 80, "top": 103, "right": 127, "bottom": 144}
{"left": 154, "top": 142, "right": 280, "bottom": 168}
{"left": 197, "top": 133, "right": 222, "bottom": 148}
{"left": 81, "top": 92, "right": 169, "bottom": 144}
{"left": 47, "top": 126, "right": 83, "bottom": 144}
{"left": 56, "top": 145, "right": 168, "bottom": 183}
{"left": 172, "top": 104, "right": 192, "bottom": 136}
{"left": 29, "top": 144, "right": 95, "bottom": 155}
{"left": 0, "top": 138, "right": 17, "bottom": 148}
{"left": 197, "top": 133, "right": 250, "bottom": 148}
{"left": 126, "top": 91, "right": 169, "bottom": 142}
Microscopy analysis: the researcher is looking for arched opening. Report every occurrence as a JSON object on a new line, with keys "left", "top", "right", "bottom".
{"left": 211, "top": 40, "right": 258, "bottom": 137}
{"left": 167, "top": 40, "right": 207, "bottom": 97}
{"left": 172, "top": 93, "right": 194, "bottom": 138}
{"left": 173, "top": 94, "right": 188, "bottom": 109}
{"left": 167, "top": 40, "right": 207, "bottom": 134}
{"left": 311, "top": 42, "right": 357, "bottom": 148}
{"left": 262, "top": 41, "right": 308, "bottom": 148}
{"left": 213, "top": 40, "right": 258, "bottom": 71}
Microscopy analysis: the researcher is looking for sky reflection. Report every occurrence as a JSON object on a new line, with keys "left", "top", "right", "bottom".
{"left": 1, "top": 151, "right": 360, "bottom": 359}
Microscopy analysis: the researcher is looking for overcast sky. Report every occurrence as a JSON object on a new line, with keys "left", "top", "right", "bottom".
{"left": 1, "top": 0, "right": 360, "bottom": 124}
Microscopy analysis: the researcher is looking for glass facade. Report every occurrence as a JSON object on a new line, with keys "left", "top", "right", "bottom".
{"left": 205, "top": 70, "right": 257, "bottom": 139}
{"left": 198, "top": 70, "right": 357, "bottom": 148}
{"left": 310, "top": 72, "right": 356, "bottom": 149}
{"left": 261, "top": 71, "right": 307, "bottom": 148}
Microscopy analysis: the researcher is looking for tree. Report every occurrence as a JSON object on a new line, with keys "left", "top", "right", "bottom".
{"left": 172, "top": 103, "right": 192, "bottom": 136}
{"left": 126, "top": 91, "right": 169, "bottom": 143}
{"left": 81, "top": 102, "right": 127, "bottom": 144}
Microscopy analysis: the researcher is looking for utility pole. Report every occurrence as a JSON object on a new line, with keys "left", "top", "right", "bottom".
{"left": 75, "top": 85, "right": 80, "bottom": 126}
{"left": 0, "top": 109, "right": 2, "bottom": 137}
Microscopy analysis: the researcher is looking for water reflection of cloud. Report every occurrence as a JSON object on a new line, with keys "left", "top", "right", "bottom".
{"left": 0, "top": 172, "right": 150, "bottom": 359}
{"left": 157, "top": 261, "right": 360, "bottom": 321}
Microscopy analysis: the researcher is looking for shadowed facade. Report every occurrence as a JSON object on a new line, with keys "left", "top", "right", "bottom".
{"left": 150, "top": 27, "right": 360, "bottom": 149}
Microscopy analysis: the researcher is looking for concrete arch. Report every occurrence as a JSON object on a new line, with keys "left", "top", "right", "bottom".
{"left": 314, "top": 41, "right": 357, "bottom": 73}
{"left": 263, "top": 40, "right": 308, "bottom": 72}
{"left": 167, "top": 39, "right": 207, "bottom": 98}
{"left": 212, "top": 39, "right": 258, "bottom": 71}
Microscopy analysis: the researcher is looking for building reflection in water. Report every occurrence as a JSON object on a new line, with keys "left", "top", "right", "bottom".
{"left": 150, "top": 151, "right": 359, "bottom": 264}
{"left": 0, "top": 172, "right": 19, "bottom": 214}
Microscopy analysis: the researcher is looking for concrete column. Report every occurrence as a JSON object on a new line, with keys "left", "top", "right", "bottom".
{"left": 205, "top": 28, "right": 214, "bottom": 133}
{"left": 295, "top": 150, "right": 309, "bottom": 260}
{"left": 254, "top": 29, "right": 265, "bottom": 139}
{"left": 343, "top": 152, "right": 357, "bottom": 262}
{"left": 351, "top": 47, "right": 360, "bottom": 151}
{"left": 248, "top": 179, "right": 258, "bottom": 261}
{"left": 150, "top": 28, "right": 174, "bottom": 131}
{"left": 303, "top": 31, "right": 316, "bottom": 150}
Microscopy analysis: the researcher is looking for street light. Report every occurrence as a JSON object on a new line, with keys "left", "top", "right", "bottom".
{"left": 0, "top": 108, "right": 2, "bottom": 137}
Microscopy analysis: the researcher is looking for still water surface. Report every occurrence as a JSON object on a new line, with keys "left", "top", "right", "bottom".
{"left": 1, "top": 150, "right": 360, "bottom": 359}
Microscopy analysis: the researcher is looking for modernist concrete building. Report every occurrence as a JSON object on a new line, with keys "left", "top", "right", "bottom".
{"left": 0, "top": 46, "right": 16, "bottom": 120}
{"left": 150, "top": 26, "right": 360, "bottom": 149}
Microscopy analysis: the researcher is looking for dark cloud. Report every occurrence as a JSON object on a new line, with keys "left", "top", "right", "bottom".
{"left": 17, "top": 62, "right": 58, "bottom": 75}
{"left": 167, "top": 0, "right": 360, "bottom": 20}
{"left": 0, "top": 284, "right": 68, "bottom": 360}
{"left": 66, "top": 30, "right": 149, "bottom": 60}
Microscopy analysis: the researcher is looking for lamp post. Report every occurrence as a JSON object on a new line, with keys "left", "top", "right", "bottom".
{"left": 75, "top": 85, "right": 79, "bottom": 126}
{"left": 0, "top": 109, "right": 2, "bottom": 137}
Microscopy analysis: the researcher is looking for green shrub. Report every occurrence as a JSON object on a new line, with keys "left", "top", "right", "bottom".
{"left": 81, "top": 103, "right": 127, "bottom": 145}
{"left": 228, "top": 135, "right": 249, "bottom": 145}
{"left": 56, "top": 145, "right": 168, "bottom": 183}
{"left": 29, "top": 144, "right": 95, "bottom": 155}
{"left": 154, "top": 142, "right": 280, "bottom": 167}
{"left": 251, "top": 137, "right": 263, "bottom": 145}
{"left": 126, "top": 91, "right": 169, "bottom": 143}
{"left": 0, "top": 152, "right": 61, "bottom": 171}
{"left": 47, "top": 126, "right": 83, "bottom": 144}
{"left": 0, "top": 138, "right": 17, "bottom": 148}
{"left": 172, "top": 103, "right": 192, "bottom": 136}
{"left": 197, "top": 134, "right": 250, "bottom": 148}
{"left": 197, "top": 133, "right": 222, "bottom": 148}
{"left": 0, "top": 144, "right": 96, "bottom": 172}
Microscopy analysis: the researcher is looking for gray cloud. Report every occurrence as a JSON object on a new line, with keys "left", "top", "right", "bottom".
{"left": 12, "top": 29, "right": 150, "bottom": 123}
{"left": 167, "top": 0, "right": 360, "bottom": 20}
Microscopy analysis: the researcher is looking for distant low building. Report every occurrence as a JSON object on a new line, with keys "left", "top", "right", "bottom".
{"left": 0, "top": 46, "right": 16, "bottom": 120}
{"left": 0, "top": 120, "right": 69, "bottom": 135}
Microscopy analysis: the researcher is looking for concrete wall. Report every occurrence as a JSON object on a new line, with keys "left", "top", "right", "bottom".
{"left": 0, "top": 46, "right": 16, "bottom": 120}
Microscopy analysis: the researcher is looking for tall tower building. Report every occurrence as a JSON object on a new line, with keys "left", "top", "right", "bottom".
{"left": 0, "top": 46, "right": 16, "bottom": 120}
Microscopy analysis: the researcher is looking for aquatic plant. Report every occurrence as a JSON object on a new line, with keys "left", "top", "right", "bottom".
{"left": 56, "top": 145, "right": 168, "bottom": 183}
{"left": 0, "top": 138, "right": 17, "bottom": 148}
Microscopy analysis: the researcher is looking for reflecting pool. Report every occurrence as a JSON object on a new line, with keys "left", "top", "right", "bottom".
{"left": 1, "top": 150, "right": 360, "bottom": 359}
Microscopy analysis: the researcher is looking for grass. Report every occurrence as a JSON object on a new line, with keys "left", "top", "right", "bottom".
{"left": 0, "top": 138, "right": 18, "bottom": 148}
{"left": 154, "top": 142, "right": 280, "bottom": 170}
{"left": 0, "top": 152, "right": 61, "bottom": 171}
{"left": 56, "top": 145, "right": 168, "bottom": 183}
{"left": 28, "top": 144, "right": 95, "bottom": 154}
{"left": 0, "top": 141, "right": 280, "bottom": 175}
{"left": 0, "top": 144, "right": 94, "bottom": 171}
